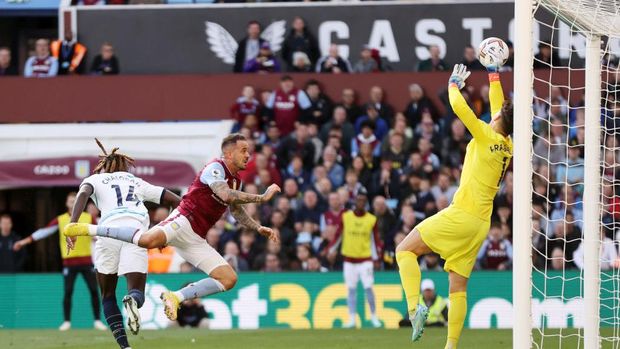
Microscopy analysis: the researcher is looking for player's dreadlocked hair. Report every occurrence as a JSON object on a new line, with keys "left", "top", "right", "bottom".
{"left": 93, "top": 138, "right": 135, "bottom": 174}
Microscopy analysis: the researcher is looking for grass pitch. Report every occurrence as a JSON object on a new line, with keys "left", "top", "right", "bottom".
{"left": 2, "top": 328, "right": 616, "bottom": 348}
{"left": 3, "top": 328, "right": 510, "bottom": 349}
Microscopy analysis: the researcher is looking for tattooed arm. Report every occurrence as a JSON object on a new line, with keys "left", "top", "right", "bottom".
{"left": 230, "top": 204, "right": 280, "bottom": 242}
{"left": 210, "top": 182, "right": 281, "bottom": 205}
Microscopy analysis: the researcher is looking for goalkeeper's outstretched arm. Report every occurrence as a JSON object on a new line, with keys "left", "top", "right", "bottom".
{"left": 448, "top": 64, "right": 484, "bottom": 138}
{"left": 488, "top": 71, "right": 505, "bottom": 116}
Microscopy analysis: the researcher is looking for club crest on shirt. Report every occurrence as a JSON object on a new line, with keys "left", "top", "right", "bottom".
{"left": 171, "top": 222, "right": 180, "bottom": 231}
{"left": 212, "top": 168, "right": 221, "bottom": 178}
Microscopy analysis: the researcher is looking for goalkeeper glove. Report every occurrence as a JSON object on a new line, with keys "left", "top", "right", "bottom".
{"left": 449, "top": 64, "right": 471, "bottom": 90}
{"left": 485, "top": 52, "right": 502, "bottom": 73}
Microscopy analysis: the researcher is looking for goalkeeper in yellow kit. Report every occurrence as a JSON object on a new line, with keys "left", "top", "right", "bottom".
{"left": 396, "top": 62, "right": 513, "bottom": 348}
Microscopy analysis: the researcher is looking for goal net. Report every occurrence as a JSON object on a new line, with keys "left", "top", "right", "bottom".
{"left": 514, "top": 0, "right": 620, "bottom": 348}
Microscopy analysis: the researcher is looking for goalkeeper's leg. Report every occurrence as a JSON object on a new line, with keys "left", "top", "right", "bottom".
{"left": 396, "top": 229, "right": 432, "bottom": 341}
{"left": 445, "top": 271, "right": 469, "bottom": 349}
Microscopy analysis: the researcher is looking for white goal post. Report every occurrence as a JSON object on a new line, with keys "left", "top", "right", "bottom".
{"left": 514, "top": 0, "right": 620, "bottom": 348}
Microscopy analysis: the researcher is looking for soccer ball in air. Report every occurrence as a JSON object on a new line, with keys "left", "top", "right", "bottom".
{"left": 478, "top": 37, "right": 509, "bottom": 69}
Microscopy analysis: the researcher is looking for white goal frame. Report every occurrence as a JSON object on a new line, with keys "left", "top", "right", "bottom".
{"left": 513, "top": 1, "right": 604, "bottom": 348}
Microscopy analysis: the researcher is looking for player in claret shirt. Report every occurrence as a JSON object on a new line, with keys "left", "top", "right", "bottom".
{"left": 66, "top": 133, "right": 280, "bottom": 323}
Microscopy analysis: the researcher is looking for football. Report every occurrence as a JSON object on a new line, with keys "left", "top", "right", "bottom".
{"left": 478, "top": 37, "right": 509, "bottom": 68}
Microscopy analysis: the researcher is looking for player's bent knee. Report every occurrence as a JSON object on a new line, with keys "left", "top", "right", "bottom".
{"left": 220, "top": 272, "right": 238, "bottom": 290}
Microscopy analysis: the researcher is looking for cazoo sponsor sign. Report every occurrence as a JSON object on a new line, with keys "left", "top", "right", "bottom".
{"left": 0, "top": 272, "right": 601, "bottom": 329}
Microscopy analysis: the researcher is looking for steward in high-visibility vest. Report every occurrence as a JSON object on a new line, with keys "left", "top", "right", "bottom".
{"left": 419, "top": 279, "right": 448, "bottom": 327}
{"left": 50, "top": 31, "right": 86, "bottom": 75}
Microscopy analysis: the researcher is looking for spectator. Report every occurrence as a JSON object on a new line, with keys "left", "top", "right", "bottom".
{"left": 262, "top": 239, "right": 290, "bottom": 270}
{"left": 90, "top": 42, "right": 119, "bottom": 75}
{"left": 277, "top": 122, "right": 316, "bottom": 171}
{"left": 574, "top": 229, "right": 618, "bottom": 271}
{"left": 372, "top": 196, "right": 398, "bottom": 250}
{"left": 381, "top": 132, "right": 408, "bottom": 171}
{"left": 418, "top": 138, "right": 441, "bottom": 174}
{"left": 1, "top": 214, "right": 25, "bottom": 273}
{"left": 419, "top": 253, "right": 442, "bottom": 271}
{"left": 534, "top": 41, "right": 561, "bottom": 69}
{"left": 371, "top": 159, "right": 401, "bottom": 200}
{"left": 320, "top": 106, "right": 355, "bottom": 154}
{"left": 543, "top": 212, "right": 581, "bottom": 268}
{"left": 355, "top": 104, "right": 389, "bottom": 141}
{"left": 270, "top": 209, "right": 296, "bottom": 250}
{"left": 307, "top": 256, "right": 328, "bottom": 272}
{"left": 367, "top": 86, "right": 394, "bottom": 123}
{"left": 296, "top": 244, "right": 314, "bottom": 270}
{"left": 238, "top": 229, "right": 259, "bottom": 269}
{"left": 241, "top": 152, "right": 282, "bottom": 188}
{"left": 283, "top": 155, "right": 310, "bottom": 191}
{"left": 51, "top": 31, "right": 87, "bottom": 75}
{"left": 24, "top": 38, "right": 58, "bottom": 78}
{"left": 351, "top": 121, "right": 381, "bottom": 157}
{"left": 322, "top": 145, "right": 345, "bottom": 188}
{"left": 419, "top": 279, "right": 448, "bottom": 327}
{"left": 206, "top": 227, "right": 221, "bottom": 251}
{"left": 416, "top": 45, "right": 447, "bottom": 72}
{"left": 282, "top": 16, "right": 319, "bottom": 71}
{"left": 338, "top": 88, "right": 363, "bottom": 124}
{"left": 290, "top": 52, "right": 313, "bottom": 72}
{"left": 176, "top": 290, "right": 209, "bottom": 328}
{"left": 381, "top": 114, "right": 414, "bottom": 154}
{"left": 461, "top": 45, "right": 485, "bottom": 71}
{"left": 403, "top": 83, "right": 438, "bottom": 128}
{"left": 282, "top": 178, "right": 303, "bottom": 211}
{"left": 316, "top": 44, "right": 352, "bottom": 74}
{"left": 243, "top": 42, "right": 281, "bottom": 73}
{"left": 534, "top": 117, "right": 567, "bottom": 167}
{"left": 230, "top": 86, "right": 261, "bottom": 131}
{"left": 301, "top": 79, "right": 332, "bottom": 126}
{"left": 262, "top": 252, "right": 282, "bottom": 272}
{"left": 320, "top": 192, "right": 345, "bottom": 231}
{"left": 431, "top": 173, "right": 458, "bottom": 204}
{"left": 477, "top": 222, "right": 513, "bottom": 270}
{"left": 415, "top": 112, "right": 442, "bottom": 151}
{"left": 234, "top": 21, "right": 265, "bottom": 73}
{"left": 353, "top": 45, "right": 379, "bottom": 73}
{"left": 442, "top": 119, "right": 470, "bottom": 169}
{"left": 223, "top": 240, "right": 249, "bottom": 272}
{"left": 265, "top": 75, "right": 311, "bottom": 136}
{"left": 295, "top": 190, "right": 323, "bottom": 229}
{"left": 0, "top": 47, "right": 17, "bottom": 76}
{"left": 555, "top": 141, "right": 584, "bottom": 186}
{"left": 550, "top": 248, "right": 565, "bottom": 270}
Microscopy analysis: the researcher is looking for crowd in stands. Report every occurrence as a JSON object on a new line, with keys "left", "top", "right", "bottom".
{"left": 0, "top": 34, "right": 119, "bottom": 78}
{"left": 3, "top": 61, "right": 618, "bottom": 275}
{"left": 0, "top": 17, "right": 517, "bottom": 78}
{"left": 1, "top": 16, "right": 618, "bottom": 277}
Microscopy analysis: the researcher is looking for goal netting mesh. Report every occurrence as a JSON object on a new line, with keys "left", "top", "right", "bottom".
{"left": 530, "top": 0, "right": 620, "bottom": 347}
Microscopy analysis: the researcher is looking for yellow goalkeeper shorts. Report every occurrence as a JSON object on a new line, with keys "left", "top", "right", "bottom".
{"left": 416, "top": 205, "right": 490, "bottom": 278}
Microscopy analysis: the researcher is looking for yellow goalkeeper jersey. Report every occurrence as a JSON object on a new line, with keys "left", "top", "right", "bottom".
{"left": 449, "top": 73, "right": 513, "bottom": 220}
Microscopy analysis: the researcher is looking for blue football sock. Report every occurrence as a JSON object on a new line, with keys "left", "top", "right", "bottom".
{"left": 128, "top": 289, "right": 145, "bottom": 308}
{"left": 96, "top": 226, "right": 139, "bottom": 244}
{"left": 102, "top": 296, "right": 130, "bottom": 349}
